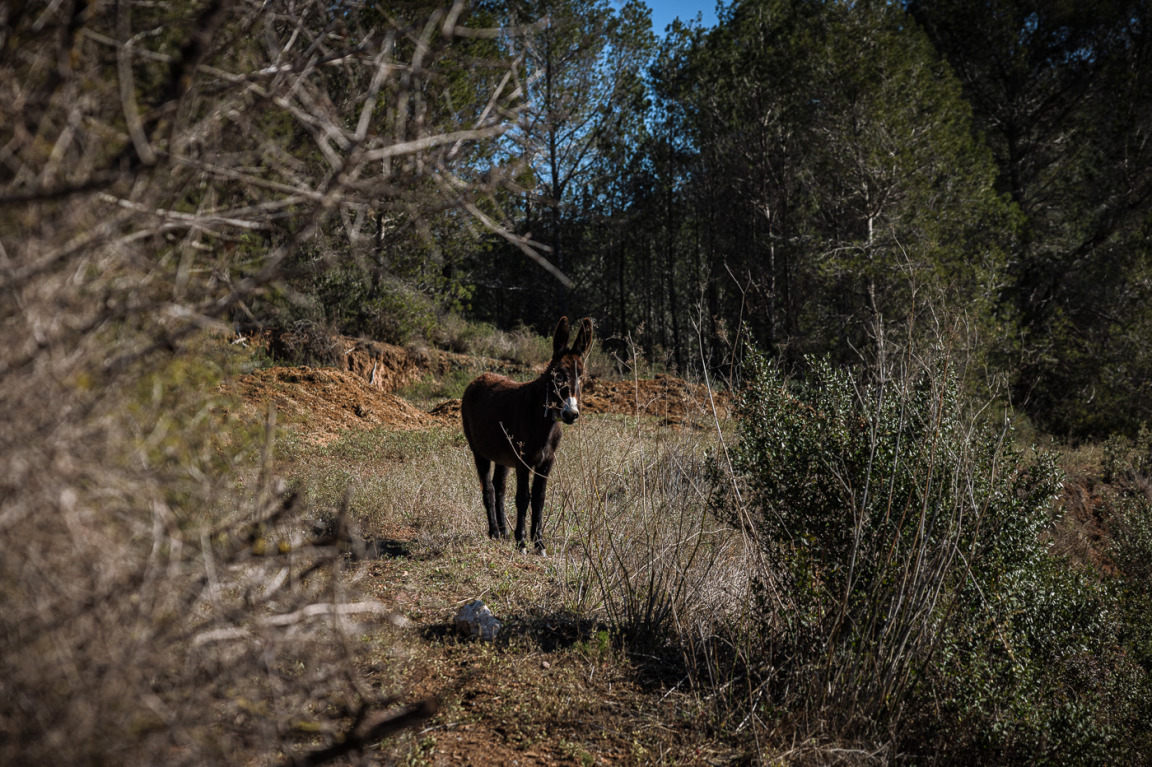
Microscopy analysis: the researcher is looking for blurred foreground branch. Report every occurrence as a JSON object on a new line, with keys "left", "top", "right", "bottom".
{"left": 0, "top": 1, "right": 537, "bottom": 763}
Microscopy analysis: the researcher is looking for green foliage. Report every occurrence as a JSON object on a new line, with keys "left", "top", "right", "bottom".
{"left": 262, "top": 262, "right": 442, "bottom": 349}
{"left": 1103, "top": 434, "right": 1152, "bottom": 759}
{"left": 722, "top": 353, "right": 1128, "bottom": 761}
{"left": 430, "top": 315, "right": 552, "bottom": 364}
{"left": 1103, "top": 424, "right": 1152, "bottom": 483}
{"left": 397, "top": 371, "right": 476, "bottom": 408}
{"left": 317, "top": 268, "right": 440, "bottom": 346}
{"left": 910, "top": 0, "right": 1152, "bottom": 438}
{"left": 460, "top": 0, "right": 1152, "bottom": 439}
{"left": 465, "top": 0, "right": 658, "bottom": 334}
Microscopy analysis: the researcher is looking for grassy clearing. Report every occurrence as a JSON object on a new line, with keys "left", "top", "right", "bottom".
{"left": 274, "top": 403, "right": 749, "bottom": 763}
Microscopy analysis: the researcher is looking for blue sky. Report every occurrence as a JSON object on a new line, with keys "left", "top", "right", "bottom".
{"left": 645, "top": 0, "right": 720, "bottom": 36}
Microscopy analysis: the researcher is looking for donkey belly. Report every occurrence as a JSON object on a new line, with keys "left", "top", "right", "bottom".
{"left": 461, "top": 374, "right": 560, "bottom": 471}
{"left": 473, "top": 421, "right": 556, "bottom": 470}
{"left": 462, "top": 414, "right": 558, "bottom": 471}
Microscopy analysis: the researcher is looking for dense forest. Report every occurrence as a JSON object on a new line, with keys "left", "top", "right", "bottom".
{"left": 242, "top": 0, "right": 1152, "bottom": 441}
{"left": 4, "top": 0, "right": 1152, "bottom": 764}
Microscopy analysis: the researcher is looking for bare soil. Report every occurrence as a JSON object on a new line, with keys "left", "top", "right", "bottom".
{"left": 582, "top": 374, "right": 731, "bottom": 426}
{"left": 360, "top": 543, "right": 725, "bottom": 766}
{"left": 234, "top": 340, "right": 729, "bottom": 439}
{"left": 232, "top": 366, "right": 450, "bottom": 443}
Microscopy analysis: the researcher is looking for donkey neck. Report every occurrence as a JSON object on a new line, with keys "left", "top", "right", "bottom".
{"left": 529, "top": 362, "right": 560, "bottom": 424}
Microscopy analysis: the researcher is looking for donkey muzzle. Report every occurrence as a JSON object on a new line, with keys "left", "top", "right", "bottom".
{"left": 561, "top": 397, "right": 579, "bottom": 424}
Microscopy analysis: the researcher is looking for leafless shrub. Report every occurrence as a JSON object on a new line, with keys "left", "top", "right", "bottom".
{"left": 0, "top": 1, "right": 536, "bottom": 763}
{"left": 549, "top": 361, "right": 747, "bottom": 662}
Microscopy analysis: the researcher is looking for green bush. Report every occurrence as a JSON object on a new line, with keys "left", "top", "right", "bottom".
{"left": 313, "top": 268, "right": 439, "bottom": 345}
{"left": 721, "top": 354, "right": 1128, "bottom": 762}
{"left": 1108, "top": 458, "right": 1152, "bottom": 761}
{"left": 430, "top": 314, "right": 553, "bottom": 365}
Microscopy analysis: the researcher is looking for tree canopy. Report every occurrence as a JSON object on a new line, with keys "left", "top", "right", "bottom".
{"left": 449, "top": 0, "right": 1152, "bottom": 438}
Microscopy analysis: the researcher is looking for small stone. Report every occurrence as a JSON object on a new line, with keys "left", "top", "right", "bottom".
{"left": 452, "top": 599, "right": 502, "bottom": 641}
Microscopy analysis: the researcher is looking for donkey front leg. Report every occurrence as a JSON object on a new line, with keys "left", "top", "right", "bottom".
{"left": 473, "top": 455, "right": 500, "bottom": 539}
{"left": 529, "top": 460, "right": 553, "bottom": 555}
{"left": 491, "top": 464, "right": 510, "bottom": 538}
{"left": 513, "top": 465, "right": 531, "bottom": 548}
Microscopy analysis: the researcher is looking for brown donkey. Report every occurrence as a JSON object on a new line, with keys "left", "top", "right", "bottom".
{"left": 460, "top": 317, "right": 592, "bottom": 554}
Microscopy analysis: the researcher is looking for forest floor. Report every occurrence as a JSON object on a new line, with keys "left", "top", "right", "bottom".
{"left": 229, "top": 343, "right": 746, "bottom": 765}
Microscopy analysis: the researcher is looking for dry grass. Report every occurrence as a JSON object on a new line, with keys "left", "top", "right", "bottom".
{"left": 270, "top": 389, "right": 755, "bottom": 763}
{"left": 278, "top": 401, "right": 749, "bottom": 629}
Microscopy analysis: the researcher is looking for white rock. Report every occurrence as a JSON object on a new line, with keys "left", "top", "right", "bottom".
{"left": 453, "top": 599, "right": 502, "bottom": 642}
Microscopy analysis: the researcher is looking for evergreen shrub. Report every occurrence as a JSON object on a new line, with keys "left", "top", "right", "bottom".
{"left": 722, "top": 354, "right": 1126, "bottom": 762}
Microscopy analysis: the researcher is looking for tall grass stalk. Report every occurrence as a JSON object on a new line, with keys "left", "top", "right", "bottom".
{"left": 541, "top": 400, "right": 751, "bottom": 692}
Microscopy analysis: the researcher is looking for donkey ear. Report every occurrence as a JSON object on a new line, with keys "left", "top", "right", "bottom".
{"left": 571, "top": 317, "right": 592, "bottom": 357}
{"left": 552, "top": 316, "right": 570, "bottom": 357}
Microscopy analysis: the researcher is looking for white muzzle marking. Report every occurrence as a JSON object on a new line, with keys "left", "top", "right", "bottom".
{"left": 562, "top": 396, "right": 579, "bottom": 423}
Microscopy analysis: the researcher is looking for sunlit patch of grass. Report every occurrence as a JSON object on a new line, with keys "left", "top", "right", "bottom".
{"left": 277, "top": 405, "right": 744, "bottom": 653}
{"left": 279, "top": 423, "right": 478, "bottom": 542}
{"left": 316, "top": 426, "right": 464, "bottom": 462}
{"left": 544, "top": 415, "right": 748, "bottom": 653}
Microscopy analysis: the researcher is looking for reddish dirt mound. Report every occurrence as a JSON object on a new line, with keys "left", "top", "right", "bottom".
{"left": 342, "top": 337, "right": 532, "bottom": 393}
{"left": 1052, "top": 471, "right": 1115, "bottom": 573}
{"left": 342, "top": 338, "right": 427, "bottom": 393}
{"left": 428, "top": 399, "right": 462, "bottom": 421}
{"left": 232, "top": 366, "right": 451, "bottom": 440}
{"left": 583, "top": 374, "right": 730, "bottom": 425}
{"left": 427, "top": 375, "right": 729, "bottom": 428}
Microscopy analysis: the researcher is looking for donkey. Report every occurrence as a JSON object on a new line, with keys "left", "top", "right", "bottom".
{"left": 460, "top": 316, "right": 592, "bottom": 554}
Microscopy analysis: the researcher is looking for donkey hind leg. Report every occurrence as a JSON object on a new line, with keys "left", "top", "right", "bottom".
{"left": 513, "top": 465, "right": 531, "bottom": 548}
{"left": 529, "top": 459, "right": 553, "bottom": 556}
{"left": 473, "top": 455, "right": 499, "bottom": 539}
{"left": 491, "top": 464, "right": 510, "bottom": 539}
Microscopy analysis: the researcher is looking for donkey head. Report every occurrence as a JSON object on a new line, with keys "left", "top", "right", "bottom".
{"left": 547, "top": 316, "right": 592, "bottom": 425}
